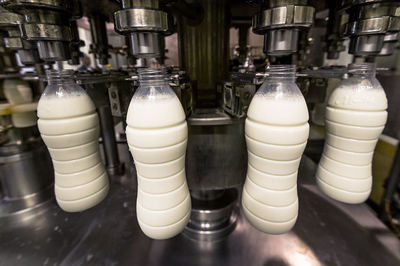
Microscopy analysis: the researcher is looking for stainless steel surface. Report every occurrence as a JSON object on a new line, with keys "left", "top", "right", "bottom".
{"left": 0, "top": 0, "right": 81, "bottom": 62}
{"left": 113, "top": 0, "right": 170, "bottom": 59}
{"left": 0, "top": 8, "right": 41, "bottom": 65}
{"left": 20, "top": 24, "right": 72, "bottom": 41}
{"left": 122, "top": 0, "right": 158, "bottom": 9}
{"left": 36, "top": 40, "right": 70, "bottom": 61}
{"left": 252, "top": 0, "right": 314, "bottom": 56}
{"left": 0, "top": 147, "right": 399, "bottom": 265}
{"left": 114, "top": 8, "right": 168, "bottom": 33}
{"left": 129, "top": 32, "right": 162, "bottom": 58}
{"left": 89, "top": 14, "right": 109, "bottom": 65}
{"left": 16, "top": 49, "right": 41, "bottom": 64}
{"left": 265, "top": 29, "right": 299, "bottom": 56}
{"left": 184, "top": 189, "right": 239, "bottom": 241}
{"left": 186, "top": 108, "right": 247, "bottom": 190}
{"left": 253, "top": 5, "right": 314, "bottom": 32}
{"left": 349, "top": 35, "right": 385, "bottom": 56}
{"left": 0, "top": 133, "right": 53, "bottom": 216}
{"left": 341, "top": 0, "right": 400, "bottom": 56}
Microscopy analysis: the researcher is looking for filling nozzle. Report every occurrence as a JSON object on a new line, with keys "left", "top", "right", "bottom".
{"left": 252, "top": 0, "right": 315, "bottom": 57}
{"left": 114, "top": 0, "right": 171, "bottom": 65}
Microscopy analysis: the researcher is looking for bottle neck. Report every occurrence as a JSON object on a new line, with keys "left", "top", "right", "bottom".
{"left": 265, "top": 64, "right": 296, "bottom": 82}
{"left": 348, "top": 63, "right": 376, "bottom": 78}
{"left": 46, "top": 69, "right": 76, "bottom": 85}
{"left": 138, "top": 68, "right": 168, "bottom": 87}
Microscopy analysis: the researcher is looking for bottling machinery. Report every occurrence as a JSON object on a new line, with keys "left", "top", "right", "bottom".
{"left": 1, "top": 0, "right": 400, "bottom": 265}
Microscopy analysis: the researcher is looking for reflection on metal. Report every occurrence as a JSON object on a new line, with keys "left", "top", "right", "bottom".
{"left": 0, "top": 127, "right": 53, "bottom": 217}
{"left": 186, "top": 109, "right": 247, "bottom": 190}
{"left": 0, "top": 150, "right": 399, "bottom": 265}
{"left": 114, "top": 0, "right": 171, "bottom": 59}
{"left": 340, "top": 0, "right": 400, "bottom": 56}
{"left": 252, "top": 1, "right": 315, "bottom": 56}
{"left": 184, "top": 189, "right": 239, "bottom": 241}
{"left": 0, "top": 0, "right": 82, "bottom": 62}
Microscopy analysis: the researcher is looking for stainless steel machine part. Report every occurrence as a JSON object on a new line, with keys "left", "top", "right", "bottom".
{"left": 0, "top": 127, "right": 53, "bottom": 217}
{"left": 252, "top": 0, "right": 315, "bottom": 56}
{"left": 340, "top": 0, "right": 400, "bottom": 56}
{"left": 186, "top": 108, "right": 247, "bottom": 190}
{"left": 113, "top": 0, "right": 169, "bottom": 59}
{"left": 89, "top": 14, "right": 110, "bottom": 65}
{"left": 0, "top": 0, "right": 82, "bottom": 62}
{"left": 98, "top": 105, "right": 124, "bottom": 176}
{"left": 0, "top": 147, "right": 399, "bottom": 265}
{"left": 0, "top": 8, "right": 41, "bottom": 65}
{"left": 184, "top": 189, "right": 239, "bottom": 241}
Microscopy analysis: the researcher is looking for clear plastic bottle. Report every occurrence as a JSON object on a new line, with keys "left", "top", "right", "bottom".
{"left": 126, "top": 68, "right": 191, "bottom": 240}
{"left": 37, "top": 70, "right": 109, "bottom": 212}
{"left": 316, "top": 63, "right": 387, "bottom": 204}
{"left": 242, "top": 65, "right": 309, "bottom": 234}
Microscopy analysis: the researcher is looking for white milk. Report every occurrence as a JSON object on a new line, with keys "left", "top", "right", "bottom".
{"left": 3, "top": 79, "right": 37, "bottom": 128}
{"left": 126, "top": 96, "right": 191, "bottom": 239}
{"left": 242, "top": 96, "right": 309, "bottom": 234}
{"left": 317, "top": 85, "right": 388, "bottom": 204}
{"left": 37, "top": 94, "right": 109, "bottom": 212}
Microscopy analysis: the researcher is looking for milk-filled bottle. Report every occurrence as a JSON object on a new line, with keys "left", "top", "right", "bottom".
{"left": 242, "top": 65, "right": 309, "bottom": 234}
{"left": 316, "top": 63, "right": 387, "bottom": 204}
{"left": 37, "top": 70, "right": 109, "bottom": 212}
{"left": 126, "top": 68, "right": 191, "bottom": 240}
{"left": 3, "top": 79, "right": 37, "bottom": 128}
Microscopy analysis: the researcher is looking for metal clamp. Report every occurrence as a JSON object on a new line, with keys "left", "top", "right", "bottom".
{"left": 114, "top": 8, "right": 168, "bottom": 33}
{"left": 0, "top": 10, "right": 23, "bottom": 26}
{"left": 345, "top": 17, "right": 391, "bottom": 35}
{"left": 3, "top": 37, "right": 34, "bottom": 49}
{"left": 253, "top": 5, "right": 314, "bottom": 33}
{"left": 20, "top": 23, "right": 72, "bottom": 41}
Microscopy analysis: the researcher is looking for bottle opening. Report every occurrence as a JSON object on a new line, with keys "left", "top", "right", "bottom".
{"left": 138, "top": 67, "right": 167, "bottom": 86}
{"left": 46, "top": 69, "right": 75, "bottom": 85}
{"left": 265, "top": 64, "right": 296, "bottom": 79}
{"left": 348, "top": 63, "right": 376, "bottom": 76}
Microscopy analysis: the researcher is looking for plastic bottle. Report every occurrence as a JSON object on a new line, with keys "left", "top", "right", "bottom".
{"left": 37, "top": 70, "right": 109, "bottom": 212}
{"left": 126, "top": 68, "right": 191, "bottom": 240}
{"left": 316, "top": 63, "right": 387, "bottom": 204}
{"left": 242, "top": 65, "right": 309, "bottom": 234}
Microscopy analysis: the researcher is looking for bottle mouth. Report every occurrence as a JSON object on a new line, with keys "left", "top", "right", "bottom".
{"left": 138, "top": 67, "right": 167, "bottom": 84}
{"left": 265, "top": 64, "right": 296, "bottom": 78}
{"left": 348, "top": 63, "right": 376, "bottom": 76}
{"left": 46, "top": 69, "right": 75, "bottom": 83}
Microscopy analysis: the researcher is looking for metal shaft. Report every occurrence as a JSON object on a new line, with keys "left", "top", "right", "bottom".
{"left": 98, "top": 105, "right": 124, "bottom": 175}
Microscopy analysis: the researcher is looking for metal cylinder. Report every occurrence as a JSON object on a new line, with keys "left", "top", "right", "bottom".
{"left": 36, "top": 41, "right": 71, "bottom": 61}
{"left": 98, "top": 105, "right": 124, "bottom": 175}
{"left": 264, "top": 29, "right": 299, "bottom": 56}
{"left": 129, "top": 32, "right": 162, "bottom": 58}
{"left": 184, "top": 188, "right": 238, "bottom": 241}
{"left": 89, "top": 14, "right": 109, "bottom": 65}
{"left": 17, "top": 49, "right": 41, "bottom": 65}
{"left": 349, "top": 35, "right": 385, "bottom": 56}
